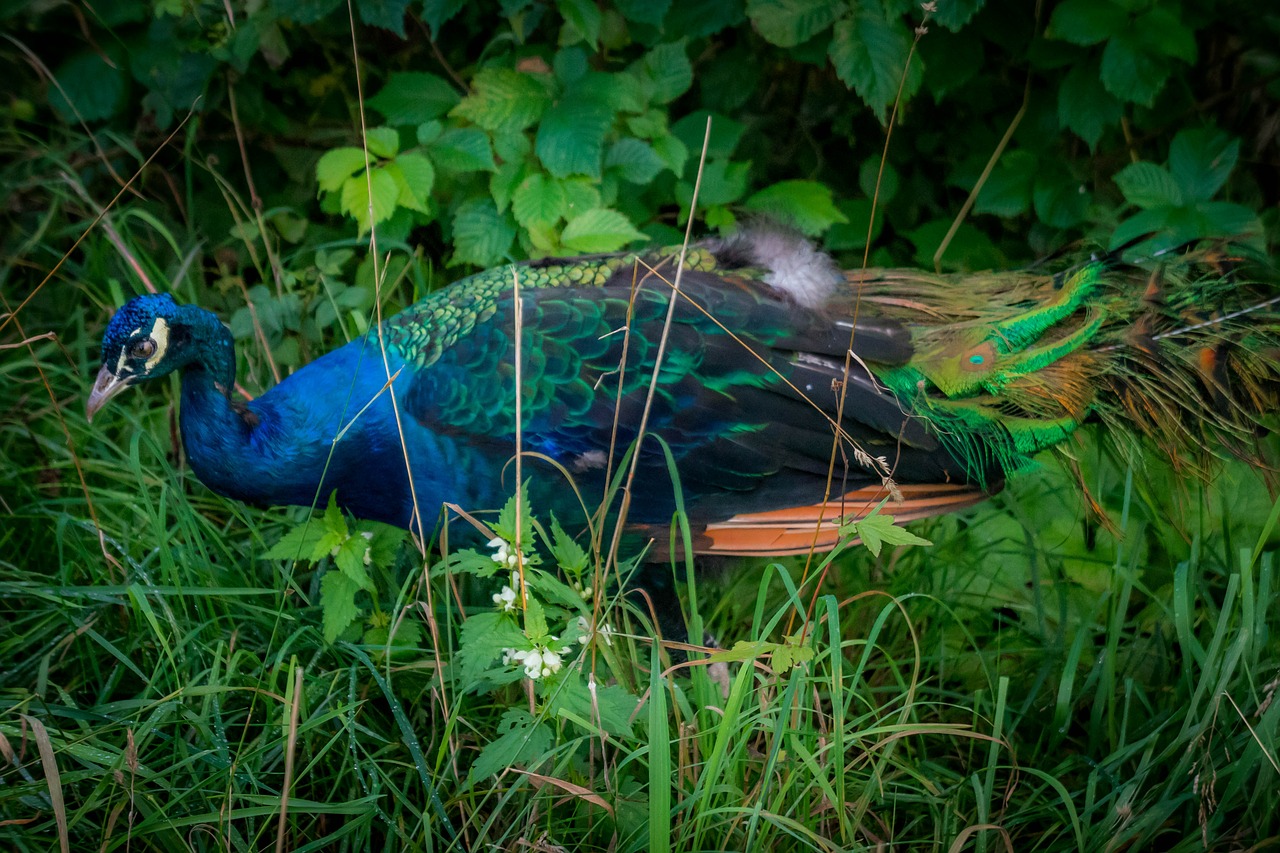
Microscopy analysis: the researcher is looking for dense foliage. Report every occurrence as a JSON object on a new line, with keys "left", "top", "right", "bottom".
{"left": 2, "top": 0, "right": 1279, "bottom": 850}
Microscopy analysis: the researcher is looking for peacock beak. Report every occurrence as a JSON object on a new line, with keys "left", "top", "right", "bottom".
{"left": 86, "top": 366, "right": 132, "bottom": 421}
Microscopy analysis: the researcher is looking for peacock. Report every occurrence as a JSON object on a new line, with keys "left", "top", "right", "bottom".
{"left": 88, "top": 227, "right": 1280, "bottom": 558}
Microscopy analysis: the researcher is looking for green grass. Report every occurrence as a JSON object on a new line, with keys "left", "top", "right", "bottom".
{"left": 2, "top": 286, "right": 1279, "bottom": 851}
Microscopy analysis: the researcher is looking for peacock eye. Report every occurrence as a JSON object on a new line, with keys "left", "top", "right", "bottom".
{"left": 129, "top": 339, "right": 157, "bottom": 360}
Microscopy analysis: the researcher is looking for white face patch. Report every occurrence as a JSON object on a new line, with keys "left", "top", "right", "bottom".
{"left": 571, "top": 450, "right": 607, "bottom": 472}
{"left": 145, "top": 317, "right": 169, "bottom": 371}
{"left": 116, "top": 326, "right": 143, "bottom": 374}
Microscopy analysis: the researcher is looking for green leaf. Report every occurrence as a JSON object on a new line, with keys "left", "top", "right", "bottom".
{"left": 605, "top": 138, "right": 667, "bottom": 184}
{"left": 743, "top": 180, "right": 848, "bottom": 236}
{"left": 428, "top": 127, "right": 497, "bottom": 173}
{"left": 361, "top": 522, "right": 408, "bottom": 566}
{"left": 559, "top": 0, "right": 602, "bottom": 47}
{"left": 452, "top": 198, "right": 517, "bottom": 266}
{"left": 560, "top": 178, "right": 603, "bottom": 217}
{"left": 512, "top": 172, "right": 568, "bottom": 229}
{"left": 909, "top": 218, "right": 1003, "bottom": 270}
{"left": 340, "top": 167, "right": 400, "bottom": 232}
{"left": 491, "top": 160, "right": 531, "bottom": 214}
{"left": 535, "top": 95, "right": 615, "bottom": 179}
{"left": 561, "top": 208, "right": 647, "bottom": 252}
{"left": 334, "top": 536, "right": 375, "bottom": 591}
{"left": 1058, "top": 62, "right": 1122, "bottom": 150}
{"left": 49, "top": 50, "right": 127, "bottom": 123}
{"left": 1108, "top": 207, "right": 1171, "bottom": 251}
{"left": 363, "top": 127, "right": 401, "bottom": 159}
{"left": 263, "top": 524, "right": 328, "bottom": 562}
{"left": 468, "top": 710, "right": 553, "bottom": 783}
{"left": 549, "top": 516, "right": 590, "bottom": 574}
{"left": 386, "top": 153, "right": 435, "bottom": 214}
{"left": 933, "top": 0, "right": 987, "bottom": 31}
{"left": 355, "top": 0, "right": 412, "bottom": 36}
{"left": 707, "top": 640, "right": 771, "bottom": 663}
{"left": 451, "top": 68, "right": 552, "bottom": 134}
{"left": 972, "top": 149, "right": 1037, "bottom": 218}
{"left": 369, "top": 72, "right": 460, "bottom": 126}
{"left": 1114, "top": 162, "right": 1182, "bottom": 209}
{"left": 1046, "top": 0, "right": 1126, "bottom": 45}
{"left": 828, "top": 10, "right": 923, "bottom": 123}
{"left": 316, "top": 147, "right": 369, "bottom": 193}
{"left": 676, "top": 159, "right": 750, "bottom": 210}
{"left": 421, "top": 0, "right": 467, "bottom": 36}
{"left": 494, "top": 484, "right": 536, "bottom": 549}
{"left": 1168, "top": 129, "right": 1238, "bottom": 203}
{"left": 1033, "top": 174, "right": 1089, "bottom": 229}
{"left": 1197, "top": 202, "right": 1261, "bottom": 239}
{"left": 1134, "top": 7, "right": 1196, "bottom": 62}
{"left": 671, "top": 110, "right": 744, "bottom": 159}
{"left": 546, "top": 676, "right": 638, "bottom": 738}
{"left": 457, "top": 612, "right": 528, "bottom": 690}
{"left": 1100, "top": 32, "right": 1170, "bottom": 106}
{"left": 746, "top": 0, "right": 841, "bottom": 47}
{"left": 651, "top": 133, "right": 689, "bottom": 179}
{"left": 847, "top": 509, "right": 932, "bottom": 558}
{"left": 633, "top": 40, "right": 693, "bottom": 104}
{"left": 320, "top": 571, "right": 362, "bottom": 643}
{"left": 615, "top": 0, "right": 671, "bottom": 26}
{"left": 771, "top": 633, "right": 814, "bottom": 672}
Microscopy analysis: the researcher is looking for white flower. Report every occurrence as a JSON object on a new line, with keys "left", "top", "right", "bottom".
{"left": 576, "top": 615, "right": 614, "bottom": 647}
{"left": 504, "top": 639, "right": 566, "bottom": 679}
{"left": 492, "top": 584, "right": 517, "bottom": 612}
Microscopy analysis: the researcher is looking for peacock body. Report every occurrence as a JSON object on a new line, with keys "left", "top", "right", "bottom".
{"left": 89, "top": 228, "right": 1280, "bottom": 555}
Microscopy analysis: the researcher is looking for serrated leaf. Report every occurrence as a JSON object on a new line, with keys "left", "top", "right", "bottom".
{"left": 561, "top": 208, "right": 647, "bottom": 252}
{"left": 535, "top": 95, "right": 615, "bottom": 179}
{"left": 651, "top": 133, "right": 689, "bottom": 178}
{"left": 675, "top": 159, "right": 750, "bottom": 210}
{"left": 1046, "top": 0, "right": 1126, "bottom": 45}
{"left": 848, "top": 510, "right": 932, "bottom": 558}
{"left": 1135, "top": 7, "right": 1196, "bottom": 62}
{"left": 512, "top": 172, "right": 568, "bottom": 229}
{"left": 361, "top": 522, "right": 408, "bottom": 566}
{"left": 743, "top": 180, "right": 848, "bottom": 236}
{"left": 707, "top": 639, "right": 771, "bottom": 663}
{"left": 1033, "top": 174, "right": 1089, "bottom": 228}
{"left": 386, "top": 153, "right": 435, "bottom": 214}
{"left": 356, "top": 0, "right": 412, "bottom": 36}
{"left": 633, "top": 40, "right": 693, "bottom": 104}
{"left": 421, "top": 0, "right": 467, "bottom": 36}
{"left": 364, "top": 127, "right": 400, "bottom": 159}
{"left": 546, "top": 675, "right": 638, "bottom": 738}
{"left": 452, "top": 198, "right": 517, "bottom": 266}
{"left": 369, "top": 72, "right": 460, "bottom": 126}
{"left": 451, "top": 68, "right": 551, "bottom": 134}
{"left": 549, "top": 515, "right": 590, "bottom": 573}
{"left": 468, "top": 709, "right": 553, "bottom": 783}
{"left": 316, "top": 147, "right": 369, "bottom": 193}
{"left": 1197, "top": 202, "right": 1262, "bottom": 239}
{"left": 340, "top": 167, "right": 400, "bottom": 232}
{"left": 829, "top": 10, "right": 923, "bottom": 123}
{"left": 1168, "top": 128, "right": 1238, "bottom": 203}
{"left": 560, "top": 178, "right": 603, "bottom": 217}
{"left": 1114, "top": 162, "right": 1182, "bottom": 209}
{"left": 334, "top": 536, "right": 375, "bottom": 590}
{"left": 972, "top": 149, "right": 1038, "bottom": 218}
{"left": 457, "top": 611, "right": 527, "bottom": 689}
{"left": 615, "top": 0, "right": 670, "bottom": 26}
{"left": 746, "top": 0, "right": 841, "bottom": 47}
{"left": 933, "top": 0, "right": 986, "bottom": 31}
{"left": 428, "top": 127, "right": 497, "bottom": 173}
{"left": 1100, "top": 32, "right": 1170, "bottom": 106}
{"left": 320, "top": 571, "right": 362, "bottom": 643}
{"left": 605, "top": 138, "right": 666, "bottom": 184}
{"left": 523, "top": 595, "right": 550, "bottom": 640}
{"left": 1109, "top": 207, "right": 1172, "bottom": 251}
{"left": 263, "top": 524, "right": 329, "bottom": 562}
{"left": 491, "top": 160, "right": 530, "bottom": 214}
{"left": 1058, "top": 62, "right": 1122, "bottom": 150}
{"left": 49, "top": 50, "right": 127, "bottom": 123}
{"left": 494, "top": 483, "right": 536, "bottom": 549}
{"left": 559, "top": 0, "right": 602, "bottom": 47}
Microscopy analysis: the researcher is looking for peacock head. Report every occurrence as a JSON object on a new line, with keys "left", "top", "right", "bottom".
{"left": 87, "top": 293, "right": 204, "bottom": 420}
